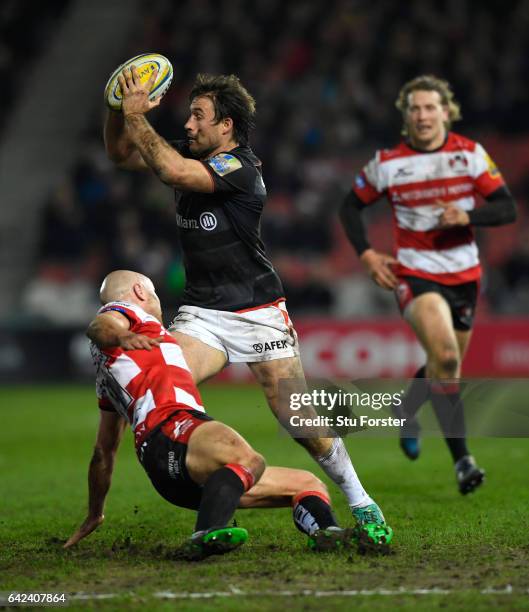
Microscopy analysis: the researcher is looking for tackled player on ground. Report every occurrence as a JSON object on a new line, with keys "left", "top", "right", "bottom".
{"left": 64, "top": 270, "right": 393, "bottom": 559}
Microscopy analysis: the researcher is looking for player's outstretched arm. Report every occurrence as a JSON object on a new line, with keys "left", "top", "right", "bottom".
{"left": 87, "top": 311, "right": 162, "bottom": 351}
{"left": 64, "top": 411, "right": 127, "bottom": 548}
{"left": 104, "top": 109, "right": 150, "bottom": 172}
{"left": 118, "top": 67, "right": 213, "bottom": 192}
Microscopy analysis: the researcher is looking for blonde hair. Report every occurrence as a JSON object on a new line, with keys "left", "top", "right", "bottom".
{"left": 395, "top": 75, "right": 462, "bottom": 135}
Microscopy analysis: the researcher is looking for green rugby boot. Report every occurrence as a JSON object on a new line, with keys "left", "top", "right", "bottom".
{"left": 355, "top": 522, "right": 394, "bottom": 555}
{"left": 308, "top": 526, "right": 350, "bottom": 552}
{"left": 351, "top": 502, "right": 385, "bottom": 526}
{"left": 181, "top": 526, "right": 248, "bottom": 561}
{"left": 308, "top": 524, "right": 393, "bottom": 555}
{"left": 351, "top": 503, "right": 393, "bottom": 553}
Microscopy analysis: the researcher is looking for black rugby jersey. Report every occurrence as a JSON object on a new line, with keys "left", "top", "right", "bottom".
{"left": 174, "top": 144, "right": 284, "bottom": 311}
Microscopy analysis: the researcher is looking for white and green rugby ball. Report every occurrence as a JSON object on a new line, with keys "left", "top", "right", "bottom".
{"left": 104, "top": 53, "right": 173, "bottom": 111}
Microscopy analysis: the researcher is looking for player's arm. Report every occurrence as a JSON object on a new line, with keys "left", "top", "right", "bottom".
{"left": 438, "top": 186, "right": 517, "bottom": 228}
{"left": 64, "top": 410, "right": 127, "bottom": 548}
{"left": 339, "top": 190, "right": 398, "bottom": 290}
{"left": 119, "top": 67, "right": 213, "bottom": 192}
{"left": 87, "top": 310, "right": 161, "bottom": 350}
{"left": 440, "top": 144, "right": 517, "bottom": 228}
{"left": 469, "top": 186, "right": 517, "bottom": 226}
{"left": 104, "top": 109, "right": 150, "bottom": 172}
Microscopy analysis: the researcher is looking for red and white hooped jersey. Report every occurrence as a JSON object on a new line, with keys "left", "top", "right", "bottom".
{"left": 91, "top": 301, "right": 205, "bottom": 448}
{"left": 352, "top": 132, "right": 505, "bottom": 285}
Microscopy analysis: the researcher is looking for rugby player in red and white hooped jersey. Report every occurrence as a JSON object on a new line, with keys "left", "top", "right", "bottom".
{"left": 340, "top": 75, "right": 516, "bottom": 494}
{"left": 65, "top": 270, "right": 389, "bottom": 557}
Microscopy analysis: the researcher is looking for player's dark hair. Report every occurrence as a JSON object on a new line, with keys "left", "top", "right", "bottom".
{"left": 190, "top": 73, "right": 256, "bottom": 145}
{"left": 395, "top": 75, "right": 462, "bottom": 135}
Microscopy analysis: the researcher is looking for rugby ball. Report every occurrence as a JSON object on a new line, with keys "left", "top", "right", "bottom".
{"left": 104, "top": 53, "right": 173, "bottom": 111}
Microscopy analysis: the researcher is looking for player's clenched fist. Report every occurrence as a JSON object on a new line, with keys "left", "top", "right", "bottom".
{"left": 436, "top": 200, "right": 470, "bottom": 228}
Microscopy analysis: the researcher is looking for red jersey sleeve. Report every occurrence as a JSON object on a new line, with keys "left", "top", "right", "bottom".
{"left": 472, "top": 143, "right": 506, "bottom": 197}
{"left": 98, "top": 301, "right": 143, "bottom": 331}
{"left": 351, "top": 154, "right": 385, "bottom": 205}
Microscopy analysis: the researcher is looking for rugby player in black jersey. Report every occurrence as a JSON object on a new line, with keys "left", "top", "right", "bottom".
{"left": 64, "top": 270, "right": 384, "bottom": 558}
{"left": 102, "top": 65, "right": 392, "bottom": 540}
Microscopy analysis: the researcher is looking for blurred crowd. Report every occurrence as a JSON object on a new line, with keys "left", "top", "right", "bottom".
{"left": 14, "top": 0, "right": 529, "bottom": 324}
{"left": 0, "top": 0, "right": 70, "bottom": 131}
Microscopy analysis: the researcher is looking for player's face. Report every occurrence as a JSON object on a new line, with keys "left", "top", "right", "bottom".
{"left": 405, "top": 90, "right": 448, "bottom": 150}
{"left": 185, "top": 96, "right": 226, "bottom": 159}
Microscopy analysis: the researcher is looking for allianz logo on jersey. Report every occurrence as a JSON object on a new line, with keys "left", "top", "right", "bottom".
{"left": 253, "top": 340, "right": 289, "bottom": 353}
{"left": 176, "top": 211, "right": 218, "bottom": 231}
{"left": 199, "top": 211, "right": 217, "bottom": 230}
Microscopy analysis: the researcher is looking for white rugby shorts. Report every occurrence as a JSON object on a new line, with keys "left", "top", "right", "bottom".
{"left": 168, "top": 299, "right": 300, "bottom": 363}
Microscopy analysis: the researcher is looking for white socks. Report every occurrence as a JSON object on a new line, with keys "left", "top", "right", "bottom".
{"left": 316, "top": 438, "right": 373, "bottom": 509}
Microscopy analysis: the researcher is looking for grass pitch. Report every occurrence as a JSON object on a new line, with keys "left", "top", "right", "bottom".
{"left": 1, "top": 384, "right": 529, "bottom": 610}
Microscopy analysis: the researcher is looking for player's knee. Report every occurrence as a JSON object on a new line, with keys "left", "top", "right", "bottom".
{"left": 234, "top": 448, "right": 266, "bottom": 482}
{"left": 294, "top": 470, "right": 328, "bottom": 498}
{"left": 431, "top": 348, "right": 459, "bottom": 376}
{"left": 249, "top": 451, "right": 266, "bottom": 481}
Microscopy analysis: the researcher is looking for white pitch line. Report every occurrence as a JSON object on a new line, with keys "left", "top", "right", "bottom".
{"left": 63, "top": 584, "right": 526, "bottom": 601}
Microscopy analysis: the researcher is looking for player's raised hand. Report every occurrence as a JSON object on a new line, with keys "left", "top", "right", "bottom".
{"left": 63, "top": 514, "right": 104, "bottom": 548}
{"left": 436, "top": 200, "right": 470, "bottom": 228}
{"left": 119, "top": 65, "right": 161, "bottom": 117}
{"left": 118, "top": 332, "right": 163, "bottom": 351}
{"left": 360, "top": 248, "right": 398, "bottom": 290}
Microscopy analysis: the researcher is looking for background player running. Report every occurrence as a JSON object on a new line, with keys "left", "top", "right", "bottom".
{"left": 340, "top": 75, "right": 516, "bottom": 494}
{"left": 103, "top": 64, "right": 390, "bottom": 529}
{"left": 64, "top": 270, "right": 392, "bottom": 558}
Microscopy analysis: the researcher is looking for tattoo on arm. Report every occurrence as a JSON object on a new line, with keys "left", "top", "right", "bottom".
{"left": 125, "top": 114, "right": 181, "bottom": 181}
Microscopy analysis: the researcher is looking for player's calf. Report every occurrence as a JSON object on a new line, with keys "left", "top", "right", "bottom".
{"left": 194, "top": 461, "right": 262, "bottom": 534}
{"left": 187, "top": 424, "right": 266, "bottom": 538}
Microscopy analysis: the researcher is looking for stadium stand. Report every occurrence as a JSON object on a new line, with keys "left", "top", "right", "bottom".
{"left": 3, "top": 0, "right": 529, "bottom": 323}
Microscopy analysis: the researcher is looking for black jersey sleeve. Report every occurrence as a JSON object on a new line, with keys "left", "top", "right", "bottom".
{"left": 468, "top": 185, "right": 517, "bottom": 226}
{"left": 339, "top": 190, "right": 371, "bottom": 255}
{"left": 203, "top": 153, "right": 258, "bottom": 194}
